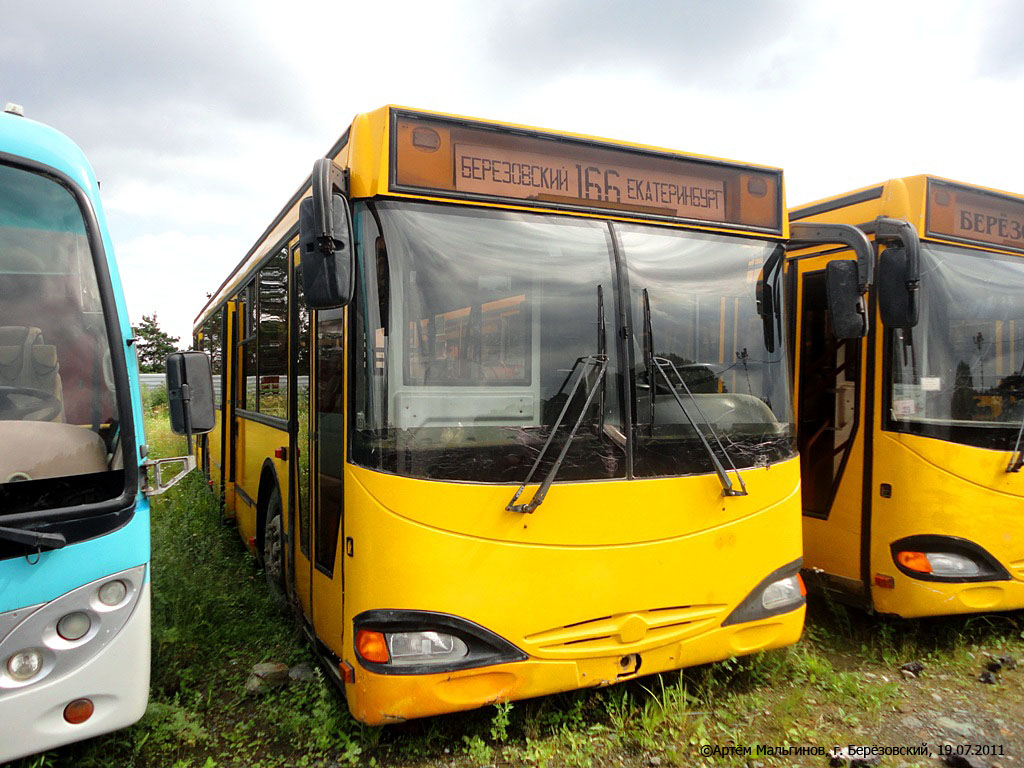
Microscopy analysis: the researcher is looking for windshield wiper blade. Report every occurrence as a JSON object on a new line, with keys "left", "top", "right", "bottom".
{"left": 506, "top": 354, "right": 609, "bottom": 513}
{"left": 641, "top": 288, "right": 747, "bottom": 496}
{"left": 651, "top": 356, "right": 749, "bottom": 496}
{"left": 0, "top": 524, "right": 66, "bottom": 551}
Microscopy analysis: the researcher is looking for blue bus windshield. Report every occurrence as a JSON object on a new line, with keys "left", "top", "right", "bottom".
{"left": 0, "top": 163, "right": 124, "bottom": 515}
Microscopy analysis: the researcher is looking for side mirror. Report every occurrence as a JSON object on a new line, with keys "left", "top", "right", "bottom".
{"left": 825, "top": 260, "right": 866, "bottom": 339}
{"left": 877, "top": 247, "right": 919, "bottom": 329}
{"left": 299, "top": 158, "right": 354, "bottom": 310}
{"left": 166, "top": 351, "right": 215, "bottom": 437}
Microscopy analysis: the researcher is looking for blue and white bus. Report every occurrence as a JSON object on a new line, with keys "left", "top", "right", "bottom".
{"left": 0, "top": 103, "right": 211, "bottom": 762}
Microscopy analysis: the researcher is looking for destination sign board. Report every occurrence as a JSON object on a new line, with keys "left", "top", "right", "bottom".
{"left": 927, "top": 179, "right": 1024, "bottom": 254}
{"left": 391, "top": 111, "right": 782, "bottom": 233}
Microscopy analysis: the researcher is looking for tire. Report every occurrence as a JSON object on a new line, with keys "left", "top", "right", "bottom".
{"left": 263, "top": 487, "right": 287, "bottom": 607}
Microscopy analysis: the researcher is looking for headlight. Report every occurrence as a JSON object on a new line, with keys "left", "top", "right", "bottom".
{"left": 387, "top": 631, "right": 469, "bottom": 666}
{"left": 98, "top": 579, "right": 128, "bottom": 606}
{"left": 761, "top": 575, "right": 803, "bottom": 610}
{"left": 57, "top": 612, "right": 92, "bottom": 641}
{"left": 897, "top": 551, "right": 982, "bottom": 578}
{"left": 891, "top": 536, "right": 1009, "bottom": 583}
{"left": 353, "top": 610, "right": 526, "bottom": 675}
{"left": 722, "top": 559, "right": 805, "bottom": 626}
{"left": 7, "top": 650, "right": 43, "bottom": 681}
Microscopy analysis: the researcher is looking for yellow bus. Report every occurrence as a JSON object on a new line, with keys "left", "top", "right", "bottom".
{"left": 788, "top": 175, "right": 1024, "bottom": 618}
{"left": 191, "top": 106, "right": 862, "bottom": 724}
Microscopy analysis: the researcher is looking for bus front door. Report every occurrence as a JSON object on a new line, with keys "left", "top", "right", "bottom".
{"left": 793, "top": 257, "right": 869, "bottom": 599}
{"left": 292, "top": 245, "right": 314, "bottom": 619}
{"left": 311, "top": 308, "right": 346, "bottom": 658}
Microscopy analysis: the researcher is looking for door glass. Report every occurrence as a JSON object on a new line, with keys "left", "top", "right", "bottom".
{"left": 315, "top": 308, "right": 345, "bottom": 574}
{"left": 798, "top": 270, "right": 860, "bottom": 517}
{"left": 295, "top": 253, "right": 312, "bottom": 556}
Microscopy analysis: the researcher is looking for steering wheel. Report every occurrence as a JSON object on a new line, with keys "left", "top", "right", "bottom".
{"left": 0, "top": 386, "right": 62, "bottom": 422}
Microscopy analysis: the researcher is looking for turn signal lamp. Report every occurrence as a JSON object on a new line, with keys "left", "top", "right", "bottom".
{"left": 356, "top": 629, "right": 389, "bottom": 663}
{"left": 63, "top": 698, "right": 94, "bottom": 724}
{"left": 897, "top": 551, "right": 933, "bottom": 574}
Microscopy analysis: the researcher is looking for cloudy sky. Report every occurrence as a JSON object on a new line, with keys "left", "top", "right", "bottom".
{"left": 4, "top": 0, "right": 1022, "bottom": 342}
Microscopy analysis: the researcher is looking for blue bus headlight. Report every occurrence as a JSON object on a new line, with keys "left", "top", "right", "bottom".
{"left": 98, "top": 579, "right": 128, "bottom": 606}
{"left": 7, "top": 649, "right": 43, "bottom": 681}
{"left": 387, "top": 631, "right": 468, "bottom": 666}
{"left": 57, "top": 612, "right": 92, "bottom": 642}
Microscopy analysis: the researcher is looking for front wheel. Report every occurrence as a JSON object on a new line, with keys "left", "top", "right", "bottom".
{"left": 263, "top": 488, "right": 286, "bottom": 607}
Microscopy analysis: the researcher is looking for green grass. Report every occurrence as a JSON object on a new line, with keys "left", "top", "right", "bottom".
{"left": 14, "top": 402, "right": 1024, "bottom": 767}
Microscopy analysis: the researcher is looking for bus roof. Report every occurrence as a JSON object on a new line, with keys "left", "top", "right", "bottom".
{"left": 193, "top": 105, "right": 786, "bottom": 330}
{"left": 789, "top": 175, "right": 1024, "bottom": 257}
{"left": 0, "top": 110, "right": 102, "bottom": 214}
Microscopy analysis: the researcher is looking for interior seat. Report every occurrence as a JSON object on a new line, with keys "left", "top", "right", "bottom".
{"left": 0, "top": 326, "right": 64, "bottom": 422}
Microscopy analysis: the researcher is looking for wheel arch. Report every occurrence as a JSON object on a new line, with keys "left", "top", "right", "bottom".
{"left": 255, "top": 458, "right": 282, "bottom": 559}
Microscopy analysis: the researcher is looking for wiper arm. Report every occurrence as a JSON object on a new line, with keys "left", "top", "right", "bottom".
{"left": 1009, "top": 421, "right": 1024, "bottom": 473}
{"left": 507, "top": 354, "right": 609, "bottom": 513}
{"left": 641, "top": 287, "right": 746, "bottom": 496}
{"left": 651, "top": 356, "right": 748, "bottom": 497}
{"left": 0, "top": 524, "right": 67, "bottom": 551}
{"left": 1009, "top": 359, "right": 1024, "bottom": 473}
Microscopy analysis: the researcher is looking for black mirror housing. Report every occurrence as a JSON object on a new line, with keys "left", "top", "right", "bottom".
{"left": 299, "top": 194, "right": 354, "bottom": 309}
{"left": 825, "top": 260, "right": 866, "bottom": 339}
{"left": 166, "top": 351, "right": 216, "bottom": 435}
{"left": 877, "top": 247, "right": 919, "bottom": 329}
{"left": 298, "top": 158, "right": 354, "bottom": 310}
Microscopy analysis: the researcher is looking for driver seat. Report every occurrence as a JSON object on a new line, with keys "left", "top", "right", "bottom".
{"left": 0, "top": 326, "right": 65, "bottom": 422}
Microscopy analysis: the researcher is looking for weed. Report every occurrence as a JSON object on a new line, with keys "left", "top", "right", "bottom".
{"left": 462, "top": 734, "right": 493, "bottom": 765}
{"left": 489, "top": 699, "right": 513, "bottom": 743}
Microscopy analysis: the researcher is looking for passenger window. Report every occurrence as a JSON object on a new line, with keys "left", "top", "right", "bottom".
{"left": 257, "top": 249, "right": 288, "bottom": 418}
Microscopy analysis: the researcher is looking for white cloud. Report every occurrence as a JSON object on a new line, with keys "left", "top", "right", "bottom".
{"left": 6, "top": 0, "right": 1024, "bottom": 346}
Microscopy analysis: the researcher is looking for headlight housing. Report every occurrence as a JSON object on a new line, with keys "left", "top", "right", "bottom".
{"left": 891, "top": 535, "right": 1009, "bottom": 583}
{"left": 722, "top": 559, "right": 805, "bottom": 627}
{"left": 353, "top": 610, "right": 525, "bottom": 675}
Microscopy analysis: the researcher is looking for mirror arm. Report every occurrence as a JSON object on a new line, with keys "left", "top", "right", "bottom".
{"left": 789, "top": 222, "right": 875, "bottom": 293}
{"left": 311, "top": 157, "right": 350, "bottom": 247}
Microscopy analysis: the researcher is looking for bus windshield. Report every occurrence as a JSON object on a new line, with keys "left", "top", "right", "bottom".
{"left": 888, "top": 243, "right": 1024, "bottom": 448}
{"left": 351, "top": 200, "right": 794, "bottom": 483}
{"left": 622, "top": 226, "right": 792, "bottom": 477}
{"left": 0, "top": 163, "right": 123, "bottom": 516}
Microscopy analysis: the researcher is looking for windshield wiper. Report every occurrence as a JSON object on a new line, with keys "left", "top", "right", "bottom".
{"left": 642, "top": 288, "right": 748, "bottom": 497}
{"left": 506, "top": 354, "right": 609, "bottom": 513}
{"left": 0, "top": 524, "right": 66, "bottom": 551}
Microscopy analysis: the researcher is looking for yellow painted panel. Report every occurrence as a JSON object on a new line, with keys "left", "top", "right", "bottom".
{"left": 340, "top": 461, "right": 803, "bottom": 722}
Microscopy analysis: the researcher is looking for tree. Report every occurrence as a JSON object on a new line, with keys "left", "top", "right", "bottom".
{"left": 133, "top": 313, "right": 180, "bottom": 372}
